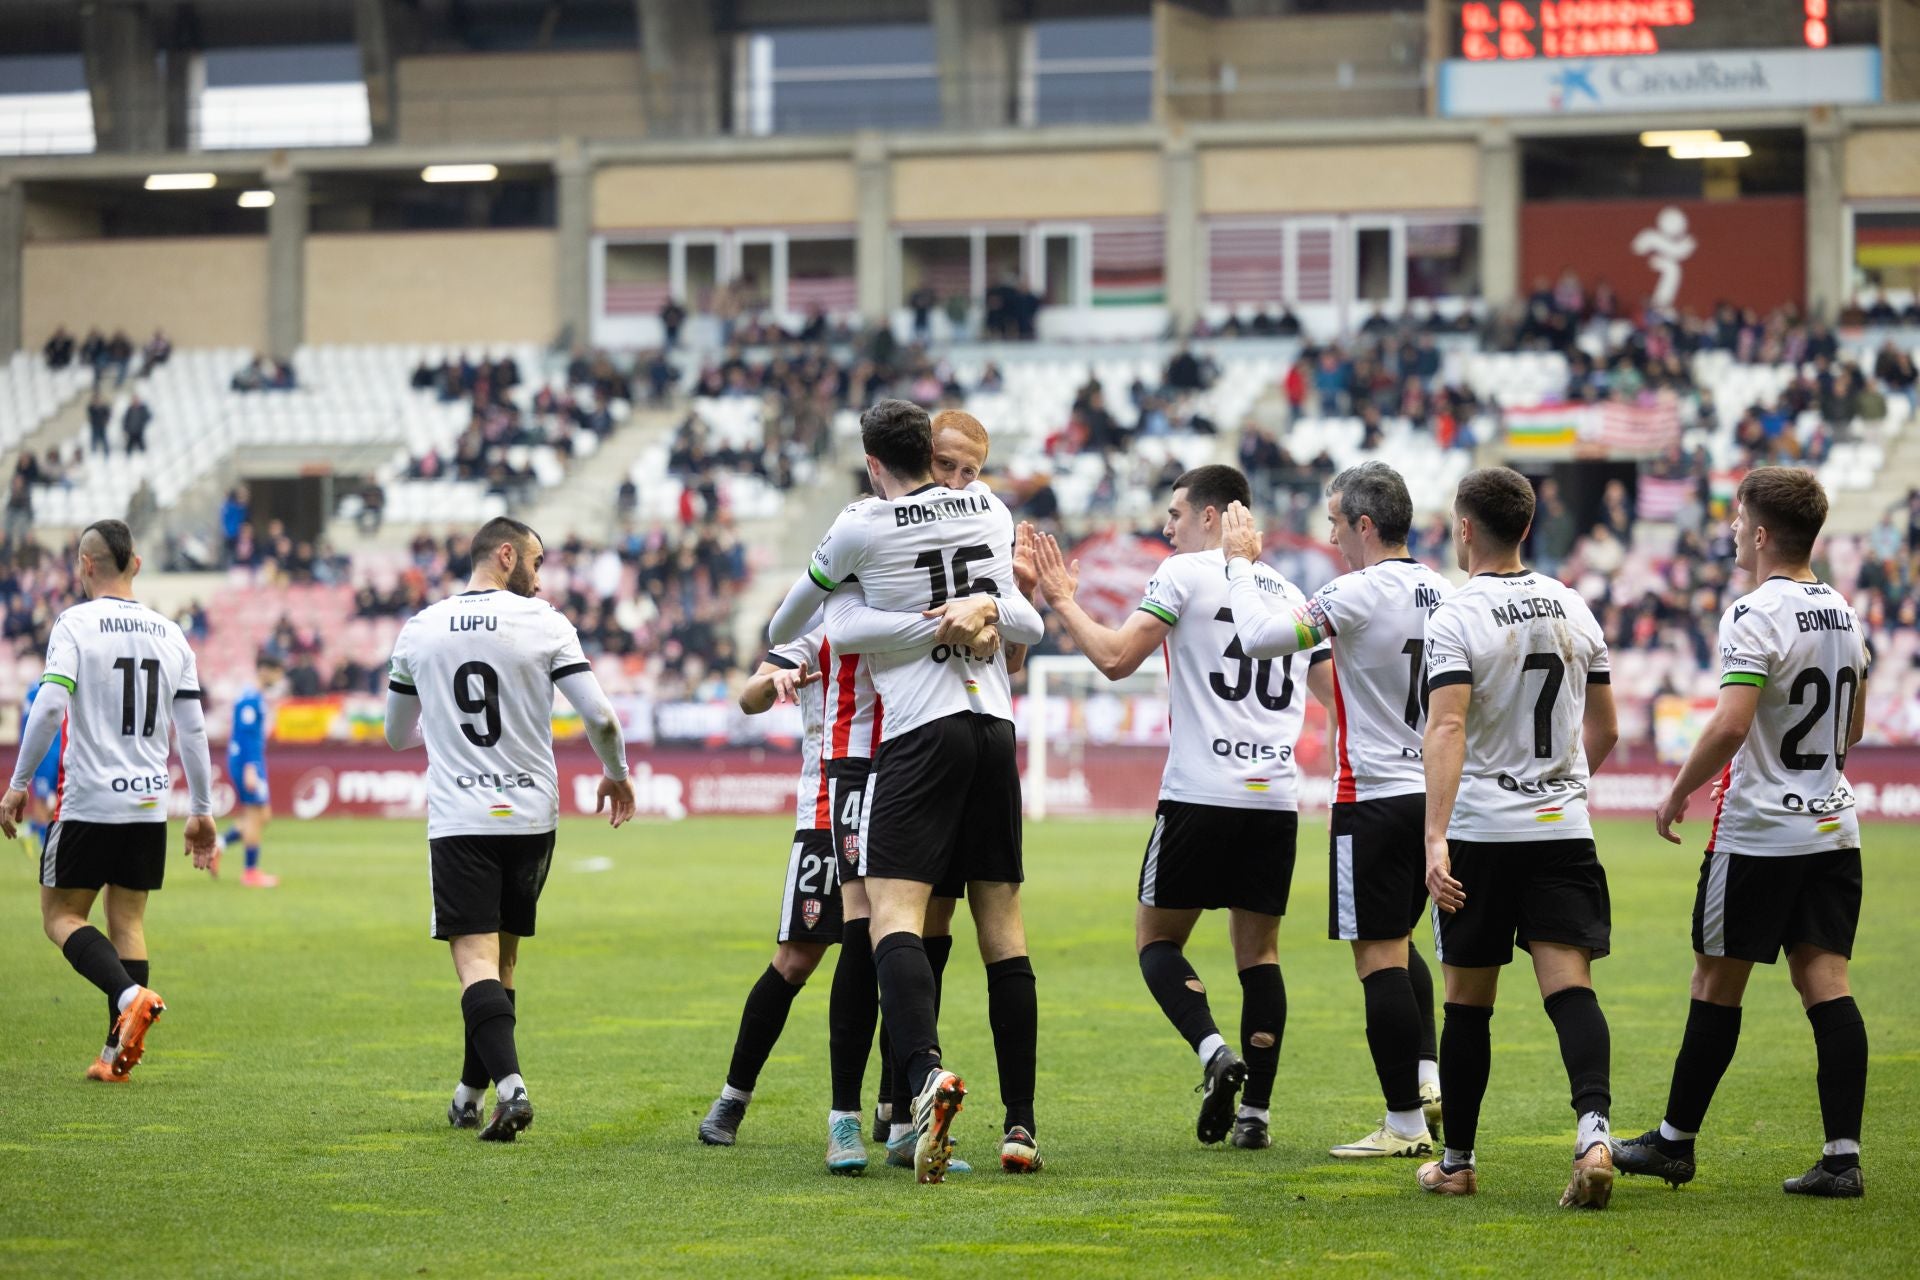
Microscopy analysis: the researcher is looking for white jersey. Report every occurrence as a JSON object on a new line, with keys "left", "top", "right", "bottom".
{"left": 768, "top": 624, "right": 882, "bottom": 831}
{"left": 1423, "top": 571, "right": 1611, "bottom": 841}
{"left": 806, "top": 484, "right": 1020, "bottom": 741}
{"left": 1709, "top": 576, "right": 1869, "bottom": 857}
{"left": 1141, "top": 549, "right": 1321, "bottom": 811}
{"left": 387, "top": 590, "right": 589, "bottom": 839}
{"left": 1303, "top": 558, "right": 1451, "bottom": 803}
{"left": 38, "top": 596, "right": 201, "bottom": 824}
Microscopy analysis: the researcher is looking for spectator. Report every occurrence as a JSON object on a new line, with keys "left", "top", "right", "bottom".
{"left": 86, "top": 393, "right": 111, "bottom": 454}
{"left": 103, "top": 329, "right": 133, "bottom": 387}
{"left": 122, "top": 394, "right": 152, "bottom": 455}
{"left": 909, "top": 283, "right": 938, "bottom": 342}
{"left": 3, "top": 474, "right": 31, "bottom": 548}
{"left": 43, "top": 325, "right": 75, "bottom": 370}
{"left": 220, "top": 486, "right": 250, "bottom": 563}
{"left": 661, "top": 297, "right": 687, "bottom": 348}
{"left": 357, "top": 482, "right": 385, "bottom": 535}
{"left": 140, "top": 329, "right": 172, "bottom": 375}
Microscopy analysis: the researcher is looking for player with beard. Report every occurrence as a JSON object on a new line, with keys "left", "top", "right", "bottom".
{"left": 383, "top": 517, "right": 636, "bottom": 1141}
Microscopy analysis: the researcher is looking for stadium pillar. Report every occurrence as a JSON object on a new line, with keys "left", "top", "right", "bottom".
{"left": 80, "top": 1, "right": 167, "bottom": 153}
{"left": 1804, "top": 113, "right": 1848, "bottom": 321}
{"left": 267, "top": 169, "right": 308, "bottom": 361}
{"left": 636, "top": 0, "right": 728, "bottom": 138}
{"left": 1163, "top": 135, "right": 1199, "bottom": 333}
{"left": 1477, "top": 125, "right": 1520, "bottom": 309}
{"left": 856, "top": 133, "right": 892, "bottom": 324}
{"left": 0, "top": 176, "right": 22, "bottom": 357}
{"left": 556, "top": 139, "right": 593, "bottom": 351}
{"left": 354, "top": 0, "right": 402, "bottom": 144}
{"left": 931, "top": 0, "right": 1019, "bottom": 129}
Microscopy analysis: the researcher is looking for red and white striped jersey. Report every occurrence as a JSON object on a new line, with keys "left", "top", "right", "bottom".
{"left": 768, "top": 625, "right": 883, "bottom": 832}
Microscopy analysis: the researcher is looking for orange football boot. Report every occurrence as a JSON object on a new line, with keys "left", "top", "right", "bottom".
{"left": 109, "top": 988, "right": 166, "bottom": 1077}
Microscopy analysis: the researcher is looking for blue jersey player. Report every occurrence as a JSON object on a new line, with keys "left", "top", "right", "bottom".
{"left": 223, "top": 653, "right": 283, "bottom": 887}
{"left": 20, "top": 681, "right": 63, "bottom": 856}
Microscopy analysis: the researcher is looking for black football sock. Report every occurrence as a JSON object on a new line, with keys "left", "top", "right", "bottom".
{"left": 874, "top": 932, "right": 942, "bottom": 1101}
{"left": 926, "top": 934, "right": 953, "bottom": 1016}
{"left": 461, "top": 988, "right": 513, "bottom": 1092}
{"left": 1406, "top": 945, "right": 1438, "bottom": 1063}
{"left": 891, "top": 935, "right": 955, "bottom": 1120}
{"left": 1807, "top": 996, "right": 1867, "bottom": 1169}
{"left": 879, "top": 1023, "right": 902, "bottom": 1122}
{"left": 110, "top": 958, "right": 150, "bottom": 1043}
{"left": 1361, "top": 966, "right": 1424, "bottom": 1116}
{"left": 986, "top": 956, "right": 1038, "bottom": 1135}
{"left": 1138, "top": 941, "right": 1221, "bottom": 1053}
{"left": 62, "top": 926, "right": 136, "bottom": 1003}
{"left": 460, "top": 979, "right": 520, "bottom": 1090}
{"left": 1660, "top": 998, "right": 1741, "bottom": 1150}
{"left": 1544, "top": 986, "right": 1612, "bottom": 1149}
{"left": 829, "top": 919, "right": 879, "bottom": 1113}
{"left": 724, "top": 965, "right": 806, "bottom": 1095}
{"left": 1237, "top": 964, "right": 1286, "bottom": 1111}
{"left": 1439, "top": 1003, "right": 1493, "bottom": 1163}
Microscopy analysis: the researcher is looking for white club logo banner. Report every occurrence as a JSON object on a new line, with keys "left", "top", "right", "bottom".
{"left": 1439, "top": 46, "right": 1880, "bottom": 117}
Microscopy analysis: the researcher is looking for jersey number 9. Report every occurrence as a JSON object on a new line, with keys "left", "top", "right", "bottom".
{"left": 454, "top": 661, "right": 502, "bottom": 747}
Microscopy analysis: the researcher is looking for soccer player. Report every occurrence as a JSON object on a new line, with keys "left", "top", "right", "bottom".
{"left": 383, "top": 516, "right": 636, "bottom": 1142}
{"left": 18, "top": 679, "right": 62, "bottom": 859}
{"left": 696, "top": 622, "right": 876, "bottom": 1171}
{"left": 1216, "top": 461, "right": 1448, "bottom": 1159}
{"left": 768, "top": 398, "right": 1047, "bottom": 1182}
{"left": 221, "top": 652, "right": 284, "bottom": 887}
{"left": 1612, "top": 467, "right": 1872, "bottom": 1199}
{"left": 0, "top": 519, "right": 219, "bottom": 1081}
{"left": 1415, "top": 467, "right": 1619, "bottom": 1208}
{"left": 1031, "top": 464, "right": 1328, "bottom": 1151}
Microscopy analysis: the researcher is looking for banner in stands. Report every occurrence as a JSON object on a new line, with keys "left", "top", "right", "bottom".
{"left": 1519, "top": 196, "right": 1805, "bottom": 313}
{"left": 1438, "top": 46, "right": 1880, "bottom": 117}
{"left": 175, "top": 744, "right": 1920, "bottom": 823}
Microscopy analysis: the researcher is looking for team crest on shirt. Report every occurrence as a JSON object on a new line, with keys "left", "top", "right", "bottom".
{"left": 802, "top": 898, "right": 823, "bottom": 928}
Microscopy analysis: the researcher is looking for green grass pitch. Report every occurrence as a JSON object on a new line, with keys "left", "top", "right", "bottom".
{"left": 2, "top": 816, "right": 1915, "bottom": 1278}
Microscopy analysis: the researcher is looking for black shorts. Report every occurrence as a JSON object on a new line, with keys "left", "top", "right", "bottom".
{"left": 826, "top": 758, "right": 870, "bottom": 884}
{"left": 862, "top": 712, "right": 1022, "bottom": 888}
{"left": 1329, "top": 795, "right": 1427, "bottom": 941}
{"left": 1140, "top": 800, "right": 1297, "bottom": 917}
{"left": 1433, "top": 838, "right": 1610, "bottom": 967}
{"left": 429, "top": 831, "right": 555, "bottom": 941}
{"left": 779, "top": 829, "right": 845, "bottom": 943}
{"left": 1693, "top": 848, "right": 1861, "bottom": 963}
{"left": 40, "top": 820, "right": 166, "bottom": 892}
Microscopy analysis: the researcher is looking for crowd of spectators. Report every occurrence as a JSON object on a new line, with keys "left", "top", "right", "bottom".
{"left": 342, "top": 523, "right": 751, "bottom": 701}
{"left": 42, "top": 326, "right": 172, "bottom": 388}
{"left": 403, "top": 351, "right": 615, "bottom": 502}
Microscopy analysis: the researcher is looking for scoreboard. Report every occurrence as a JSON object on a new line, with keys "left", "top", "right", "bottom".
{"left": 1450, "top": 2, "right": 1875, "bottom": 62}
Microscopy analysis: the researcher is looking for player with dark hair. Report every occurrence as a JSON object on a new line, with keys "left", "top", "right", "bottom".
{"left": 1613, "top": 467, "right": 1872, "bottom": 1199}
{"left": 766, "top": 398, "right": 1048, "bottom": 1182}
{"left": 1, "top": 519, "right": 219, "bottom": 1081}
{"left": 220, "top": 651, "right": 285, "bottom": 886}
{"left": 1218, "top": 460, "right": 1449, "bottom": 1159}
{"left": 1416, "top": 467, "right": 1621, "bottom": 1208}
{"left": 384, "top": 516, "right": 636, "bottom": 1141}
{"left": 1033, "top": 464, "right": 1330, "bottom": 1150}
